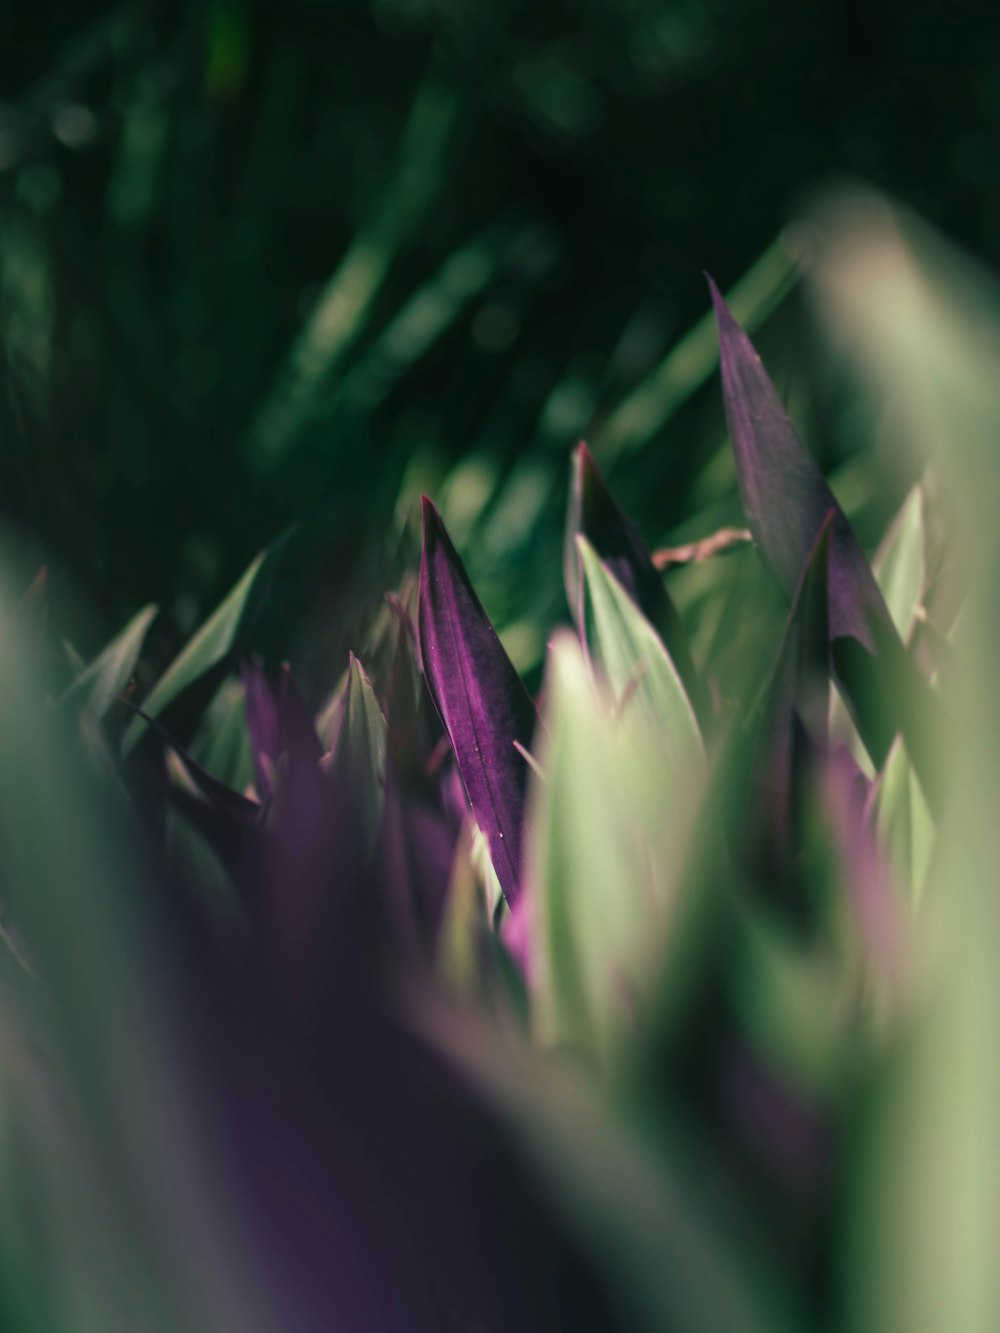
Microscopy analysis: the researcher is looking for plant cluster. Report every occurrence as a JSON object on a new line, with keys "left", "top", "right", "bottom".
{"left": 0, "top": 214, "right": 995, "bottom": 1331}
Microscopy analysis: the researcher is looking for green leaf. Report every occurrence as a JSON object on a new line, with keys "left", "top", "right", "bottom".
{"left": 56, "top": 604, "right": 158, "bottom": 719}
{"left": 162, "top": 803, "right": 247, "bottom": 941}
{"left": 577, "top": 535, "right": 701, "bottom": 767}
{"left": 528, "top": 635, "right": 631, "bottom": 1060}
{"left": 122, "top": 536, "right": 286, "bottom": 754}
{"left": 874, "top": 734, "right": 934, "bottom": 905}
{"left": 328, "top": 653, "right": 387, "bottom": 847}
{"left": 527, "top": 634, "right": 696, "bottom": 1069}
{"left": 421, "top": 998, "right": 786, "bottom": 1333}
{"left": 873, "top": 485, "right": 925, "bottom": 643}
{"left": 187, "top": 676, "right": 255, "bottom": 794}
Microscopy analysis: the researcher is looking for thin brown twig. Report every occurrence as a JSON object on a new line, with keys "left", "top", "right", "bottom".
{"left": 651, "top": 526, "right": 753, "bottom": 570}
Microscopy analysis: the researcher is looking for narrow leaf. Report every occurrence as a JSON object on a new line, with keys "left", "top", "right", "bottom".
{"left": 528, "top": 633, "right": 642, "bottom": 1060}
{"left": 709, "top": 278, "right": 945, "bottom": 810}
{"left": 527, "top": 633, "right": 708, "bottom": 1072}
{"left": 187, "top": 677, "right": 256, "bottom": 795}
{"left": 565, "top": 442, "right": 708, "bottom": 724}
{"left": 123, "top": 533, "right": 289, "bottom": 754}
{"left": 709, "top": 276, "right": 889, "bottom": 648}
{"left": 872, "top": 735, "right": 934, "bottom": 905}
{"left": 418, "top": 497, "right": 537, "bottom": 907}
{"left": 242, "top": 658, "right": 280, "bottom": 798}
{"left": 872, "top": 484, "right": 925, "bottom": 643}
{"left": 57, "top": 604, "right": 158, "bottom": 719}
{"left": 577, "top": 536, "right": 701, "bottom": 767}
{"left": 329, "top": 653, "right": 387, "bottom": 848}
{"left": 744, "top": 515, "right": 834, "bottom": 907}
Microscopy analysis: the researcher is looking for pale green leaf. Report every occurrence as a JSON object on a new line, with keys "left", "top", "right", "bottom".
{"left": 873, "top": 484, "right": 925, "bottom": 643}
{"left": 874, "top": 734, "right": 934, "bottom": 906}
{"left": 57, "top": 604, "right": 158, "bottom": 719}
{"left": 577, "top": 535, "right": 701, "bottom": 768}
{"left": 527, "top": 633, "right": 694, "bottom": 1068}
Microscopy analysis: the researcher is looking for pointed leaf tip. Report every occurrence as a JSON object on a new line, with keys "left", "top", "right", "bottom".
{"left": 565, "top": 436, "right": 707, "bottom": 726}
{"left": 711, "top": 282, "right": 946, "bottom": 804}
{"left": 710, "top": 279, "right": 879, "bottom": 646}
{"left": 418, "top": 502, "right": 537, "bottom": 907}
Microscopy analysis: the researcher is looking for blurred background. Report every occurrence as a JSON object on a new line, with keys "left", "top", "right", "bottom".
{"left": 1, "top": 0, "right": 996, "bottom": 669}
{"left": 6, "top": 10, "right": 1000, "bottom": 1331}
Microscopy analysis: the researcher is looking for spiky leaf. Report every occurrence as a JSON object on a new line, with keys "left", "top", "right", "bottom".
{"left": 418, "top": 497, "right": 537, "bottom": 907}
{"left": 565, "top": 442, "right": 706, "bottom": 722}
{"left": 57, "top": 604, "right": 158, "bottom": 719}
{"left": 709, "top": 278, "right": 944, "bottom": 812}
{"left": 577, "top": 536, "right": 701, "bottom": 767}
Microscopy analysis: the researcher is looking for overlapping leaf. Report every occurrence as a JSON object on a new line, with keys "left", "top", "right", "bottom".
{"left": 709, "top": 278, "right": 944, "bottom": 812}
{"left": 565, "top": 443, "right": 707, "bottom": 724}
{"left": 527, "top": 630, "right": 704, "bottom": 1068}
{"left": 242, "top": 660, "right": 322, "bottom": 803}
{"left": 744, "top": 512, "right": 834, "bottom": 906}
{"left": 418, "top": 497, "right": 537, "bottom": 907}
{"left": 327, "top": 653, "right": 387, "bottom": 849}
{"left": 123, "top": 532, "right": 291, "bottom": 754}
{"left": 577, "top": 536, "right": 702, "bottom": 767}
{"left": 57, "top": 603, "right": 158, "bottom": 719}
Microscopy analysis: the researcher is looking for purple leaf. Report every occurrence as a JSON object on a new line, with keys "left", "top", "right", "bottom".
{"left": 745, "top": 512, "right": 834, "bottom": 905}
{"left": 709, "top": 278, "right": 888, "bottom": 648}
{"left": 242, "top": 659, "right": 281, "bottom": 799}
{"left": 820, "top": 747, "right": 904, "bottom": 983}
{"left": 709, "top": 278, "right": 945, "bottom": 810}
{"left": 379, "top": 771, "right": 459, "bottom": 954}
{"left": 242, "top": 659, "right": 322, "bottom": 802}
{"left": 418, "top": 498, "right": 537, "bottom": 908}
{"left": 277, "top": 663, "right": 324, "bottom": 770}
{"left": 565, "top": 442, "right": 709, "bottom": 726}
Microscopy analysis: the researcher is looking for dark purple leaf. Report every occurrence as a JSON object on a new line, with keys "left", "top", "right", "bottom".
{"left": 120, "top": 697, "right": 261, "bottom": 822}
{"left": 385, "top": 612, "right": 424, "bottom": 765}
{"left": 745, "top": 513, "right": 834, "bottom": 912}
{"left": 564, "top": 442, "right": 709, "bottom": 727}
{"left": 379, "top": 771, "right": 459, "bottom": 954}
{"left": 374, "top": 608, "right": 463, "bottom": 953}
{"left": 418, "top": 498, "right": 537, "bottom": 908}
{"left": 709, "top": 278, "right": 945, "bottom": 812}
{"left": 242, "top": 659, "right": 323, "bottom": 802}
{"left": 278, "top": 663, "right": 323, "bottom": 765}
{"left": 242, "top": 659, "right": 281, "bottom": 800}
{"left": 821, "top": 747, "right": 904, "bottom": 982}
{"left": 709, "top": 278, "right": 889, "bottom": 646}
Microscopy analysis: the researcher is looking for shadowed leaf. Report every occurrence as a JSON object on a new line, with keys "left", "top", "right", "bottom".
{"left": 745, "top": 514, "right": 833, "bottom": 913}
{"left": 709, "top": 278, "right": 945, "bottom": 812}
{"left": 123, "top": 532, "right": 291, "bottom": 754}
{"left": 565, "top": 442, "right": 708, "bottom": 725}
{"left": 418, "top": 497, "right": 537, "bottom": 908}
{"left": 57, "top": 604, "right": 158, "bottom": 719}
{"left": 872, "top": 484, "right": 925, "bottom": 643}
{"left": 577, "top": 536, "right": 702, "bottom": 766}
{"left": 328, "top": 653, "right": 387, "bottom": 849}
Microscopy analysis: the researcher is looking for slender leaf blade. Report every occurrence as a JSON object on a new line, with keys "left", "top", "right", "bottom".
{"left": 709, "top": 276, "right": 889, "bottom": 649}
{"left": 709, "top": 278, "right": 945, "bottom": 808}
{"left": 527, "top": 633, "right": 647, "bottom": 1061}
{"left": 872, "top": 484, "right": 925, "bottom": 643}
{"left": 418, "top": 497, "right": 537, "bottom": 907}
{"left": 57, "top": 604, "right": 158, "bottom": 719}
{"left": 122, "top": 533, "right": 289, "bottom": 754}
{"left": 565, "top": 442, "right": 708, "bottom": 724}
{"left": 577, "top": 536, "right": 701, "bottom": 767}
{"left": 329, "top": 653, "right": 387, "bottom": 848}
